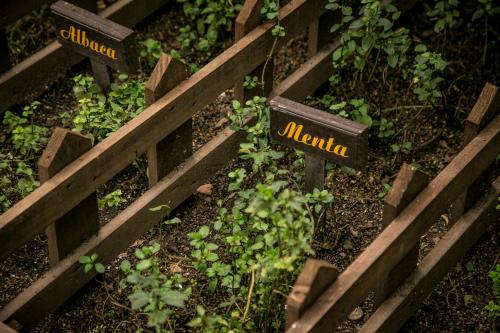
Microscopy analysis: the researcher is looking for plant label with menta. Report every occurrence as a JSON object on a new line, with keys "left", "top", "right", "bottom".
{"left": 51, "top": 0, "right": 139, "bottom": 72}
{"left": 270, "top": 96, "right": 369, "bottom": 169}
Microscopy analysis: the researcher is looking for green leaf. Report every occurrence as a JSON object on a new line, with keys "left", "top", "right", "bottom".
{"left": 161, "top": 290, "right": 185, "bottom": 307}
{"left": 198, "top": 225, "right": 210, "bottom": 238}
{"left": 120, "top": 260, "right": 131, "bottom": 272}
{"left": 206, "top": 252, "right": 219, "bottom": 262}
{"left": 79, "top": 255, "right": 91, "bottom": 264}
{"left": 136, "top": 259, "right": 152, "bottom": 271}
{"left": 95, "top": 263, "right": 105, "bottom": 274}
{"left": 129, "top": 291, "right": 149, "bottom": 309}
{"left": 84, "top": 263, "right": 93, "bottom": 273}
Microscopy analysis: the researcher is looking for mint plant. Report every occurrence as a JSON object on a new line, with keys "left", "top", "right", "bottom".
{"left": 485, "top": 264, "right": 500, "bottom": 317}
{"left": 98, "top": 189, "right": 126, "bottom": 209}
{"left": 79, "top": 253, "right": 105, "bottom": 273}
{"left": 427, "top": 0, "right": 460, "bottom": 33}
{"left": 412, "top": 44, "right": 447, "bottom": 104}
{"left": 139, "top": 38, "right": 163, "bottom": 70}
{"left": 119, "top": 243, "right": 189, "bottom": 332}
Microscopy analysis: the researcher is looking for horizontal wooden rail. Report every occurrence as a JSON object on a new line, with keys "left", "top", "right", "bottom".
{"left": 0, "top": 322, "right": 17, "bottom": 333}
{"left": 0, "top": 0, "right": 169, "bottom": 111}
{"left": 286, "top": 114, "right": 500, "bottom": 333}
{"left": 0, "top": 0, "right": 327, "bottom": 260}
{"left": 0, "top": 21, "right": 336, "bottom": 328}
{"left": 359, "top": 176, "right": 500, "bottom": 333}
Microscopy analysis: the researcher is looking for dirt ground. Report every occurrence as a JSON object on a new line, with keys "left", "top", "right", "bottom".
{"left": 0, "top": 0, "right": 499, "bottom": 332}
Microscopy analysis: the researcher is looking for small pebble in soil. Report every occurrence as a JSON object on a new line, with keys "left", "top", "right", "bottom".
{"left": 348, "top": 307, "right": 364, "bottom": 321}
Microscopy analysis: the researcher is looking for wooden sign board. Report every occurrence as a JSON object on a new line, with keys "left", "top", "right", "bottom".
{"left": 51, "top": 0, "right": 138, "bottom": 72}
{"left": 270, "top": 96, "right": 369, "bottom": 169}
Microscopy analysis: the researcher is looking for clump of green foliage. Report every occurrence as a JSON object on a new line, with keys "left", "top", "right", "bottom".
{"left": 119, "top": 243, "right": 189, "bottom": 331}
{"left": 71, "top": 74, "right": 146, "bottom": 143}
{"left": 411, "top": 44, "right": 447, "bottom": 104}
{"left": 139, "top": 38, "right": 163, "bottom": 70}
{"left": 79, "top": 253, "right": 106, "bottom": 273}
{"left": 427, "top": 0, "right": 460, "bottom": 32}
{"left": 98, "top": 189, "right": 126, "bottom": 209}
{"left": 485, "top": 264, "right": 500, "bottom": 317}
{"left": 177, "top": 0, "right": 244, "bottom": 53}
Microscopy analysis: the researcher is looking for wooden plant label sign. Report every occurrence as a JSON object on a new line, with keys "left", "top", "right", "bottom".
{"left": 51, "top": 0, "right": 138, "bottom": 72}
{"left": 270, "top": 96, "right": 369, "bottom": 169}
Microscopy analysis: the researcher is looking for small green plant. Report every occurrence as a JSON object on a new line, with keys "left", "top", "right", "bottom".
{"left": 323, "top": 98, "right": 373, "bottom": 127}
{"left": 79, "top": 253, "right": 105, "bottom": 273}
{"left": 378, "top": 182, "right": 391, "bottom": 199}
{"left": 243, "top": 75, "right": 259, "bottom": 90}
{"left": 98, "top": 189, "right": 126, "bottom": 209}
{"left": 427, "top": 0, "right": 460, "bottom": 32}
{"left": 472, "top": 0, "right": 500, "bottom": 64}
{"left": 411, "top": 44, "right": 447, "bottom": 104}
{"left": 119, "top": 243, "right": 189, "bottom": 331}
{"left": 485, "top": 264, "right": 500, "bottom": 317}
{"left": 139, "top": 38, "right": 163, "bottom": 70}
{"left": 376, "top": 117, "right": 395, "bottom": 139}
{"left": 177, "top": 0, "right": 244, "bottom": 53}
{"left": 391, "top": 141, "right": 412, "bottom": 154}
{"left": 72, "top": 74, "right": 146, "bottom": 143}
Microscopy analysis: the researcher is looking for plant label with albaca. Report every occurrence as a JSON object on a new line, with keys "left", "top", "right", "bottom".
{"left": 270, "top": 96, "right": 369, "bottom": 170}
{"left": 51, "top": 0, "right": 138, "bottom": 73}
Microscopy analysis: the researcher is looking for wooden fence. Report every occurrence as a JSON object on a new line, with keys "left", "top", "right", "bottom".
{"left": 0, "top": 0, "right": 169, "bottom": 112}
{"left": 285, "top": 83, "right": 500, "bottom": 333}
{"left": 0, "top": 0, "right": 335, "bottom": 330}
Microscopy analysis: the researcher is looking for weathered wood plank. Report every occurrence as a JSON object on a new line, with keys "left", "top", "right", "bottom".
{"left": 234, "top": 0, "right": 273, "bottom": 102}
{"left": 374, "top": 163, "right": 428, "bottom": 306}
{"left": 146, "top": 53, "right": 192, "bottom": 187}
{"left": 38, "top": 128, "right": 99, "bottom": 267}
{"left": 286, "top": 114, "right": 500, "bottom": 333}
{"left": 359, "top": 176, "right": 500, "bottom": 333}
{"left": 451, "top": 83, "right": 500, "bottom": 223}
{"left": 0, "top": 30, "right": 336, "bottom": 329}
{"left": 0, "top": 322, "right": 17, "bottom": 333}
{"left": 0, "top": 0, "right": 168, "bottom": 112}
{"left": 0, "top": 0, "right": 327, "bottom": 260}
{"left": 286, "top": 259, "right": 339, "bottom": 329}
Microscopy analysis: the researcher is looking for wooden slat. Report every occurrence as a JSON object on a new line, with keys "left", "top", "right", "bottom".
{"left": 0, "top": 38, "right": 334, "bottom": 328}
{"left": 359, "top": 176, "right": 500, "bottom": 333}
{"left": 0, "top": 0, "right": 168, "bottom": 112}
{"left": 0, "top": 26, "right": 342, "bottom": 321}
{"left": 286, "top": 114, "right": 500, "bottom": 333}
{"left": 0, "top": 0, "right": 327, "bottom": 260}
{"left": 0, "top": 322, "right": 17, "bottom": 333}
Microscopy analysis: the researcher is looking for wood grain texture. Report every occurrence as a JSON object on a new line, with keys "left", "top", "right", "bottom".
{"left": 0, "top": 0, "right": 327, "bottom": 260}
{"left": 234, "top": 0, "right": 273, "bottom": 103}
{"left": 146, "top": 54, "right": 192, "bottom": 187}
{"left": 0, "top": 24, "right": 337, "bottom": 328}
{"left": 286, "top": 114, "right": 500, "bottom": 333}
{"left": 360, "top": 177, "right": 500, "bottom": 333}
{"left": 374, "top": 163, "right": 428, "bottom": 307}
{"left": 451, "top": 83, "right": 500, "bottom": 224}
{"left": 0, "top": 0, "right": 167, "bottom": 112}
{"left": 38, "top": 128, "right": 99, "bottom": 267}
{"left": 286, "top": 259, "right": 339, "bottom": 329}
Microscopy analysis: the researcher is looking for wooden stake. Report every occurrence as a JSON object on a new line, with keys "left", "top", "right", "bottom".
{"left": 146, "top": 53, "right": 192, "bottom": 187}
{"left": 38, "top": 128, "right": 99, "bottom": 267}
{"left": 374, "top": 163, "right": 428, "bottom": 307}
{"left": 0, "top": 29, "right": 11, "bottom": 74}
{"left": 286, "top": 259, "right": 339, "bottom": 329}
{"left": 307, "top": 10, "right": 337, "bottom": 58}
{"left": 90, "top": 59, "right": 112, "bottom": 94}
{"left": 450, "top": 82, "right": 500, "bottom": 225}
{"left": 304, "top": 154, "right": 326, "bottom": 194}
{"left": 234, "top": 0, "right": 273, "bottom": 102}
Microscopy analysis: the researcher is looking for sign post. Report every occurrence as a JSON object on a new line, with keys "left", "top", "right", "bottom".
{"left": 51, "top": 1, "right": 139, "bottom": 92}
{"left": 270, "top": 96, "right": 369, "bottom": 222}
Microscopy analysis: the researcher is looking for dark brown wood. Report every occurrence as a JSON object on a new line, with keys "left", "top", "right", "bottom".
{"left": 304, "top": 154, "right": 325, "bottom": 194}
{"left": 234, "top": 0, "right": 273, "bottom": 102}
{"left": 0, "top": 322, "right": 17, "bottom": 333}
{"left": 270, "top": 96, "right": 368, "bottom": 169}
{"left": 0, "top": 0, "right": 328, "bottom": 260}
{"left": 0, "top": 0, "right": 96, "bottom": 29}
{"left": 374, "top": 163, "right": 428, "bottom": 307}
{"left": 90, "top": 59, "right": 112, "bottom": 93}
{"left": 0, "top": 123, "right": 247, "bottom": 331}
{"left": 0, "top": 29, "right": 10, "bottom": 73}
{"left": 285, "top": 114, "right": 500, "bottom": 333}
{"left": 146, "top": 53, "right": 192, "bottom": 187}
{"left": 286, "top": 259, "right": 339, "bottom": 329}
{"left": 0, "top": 0, "right": 167, "bottom": 112}
{"left": 0, "top": 31, "right": 336, "bottom": 329}
{"left": 451, "top": 83, "right": 500, "bottom": 224}
{"left": 38, "top": 128, "right": 99, "bottom": 267}
{"left": 51, "top": 0, "right": 138, "bottom": 72}
{"left": 360, "top": 176, "right": 500, "bottom": 333}
{"left": 307, "top": 10, "right": 337, "bottom": 58}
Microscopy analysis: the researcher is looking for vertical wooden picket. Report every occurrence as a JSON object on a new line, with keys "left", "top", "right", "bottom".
{"left": 146, "top": 53, "right": 192, "bottom": 187}
{"left": 38, "top": 128, "right": 99, "bottom": 267}
{"left": 307, "top": 10, "right": 337, "bottom": 58}
{"left": 450, "top": 83, "right": 500, "bottom": 224}
{"left": 286, "top": 259, "right": 339, "bottom": 329}
{"left": 234, "top": 0, "right": 274, "bottom": 103}
{"left": 373, "top": 163, "right": 428, "bottom": 306}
